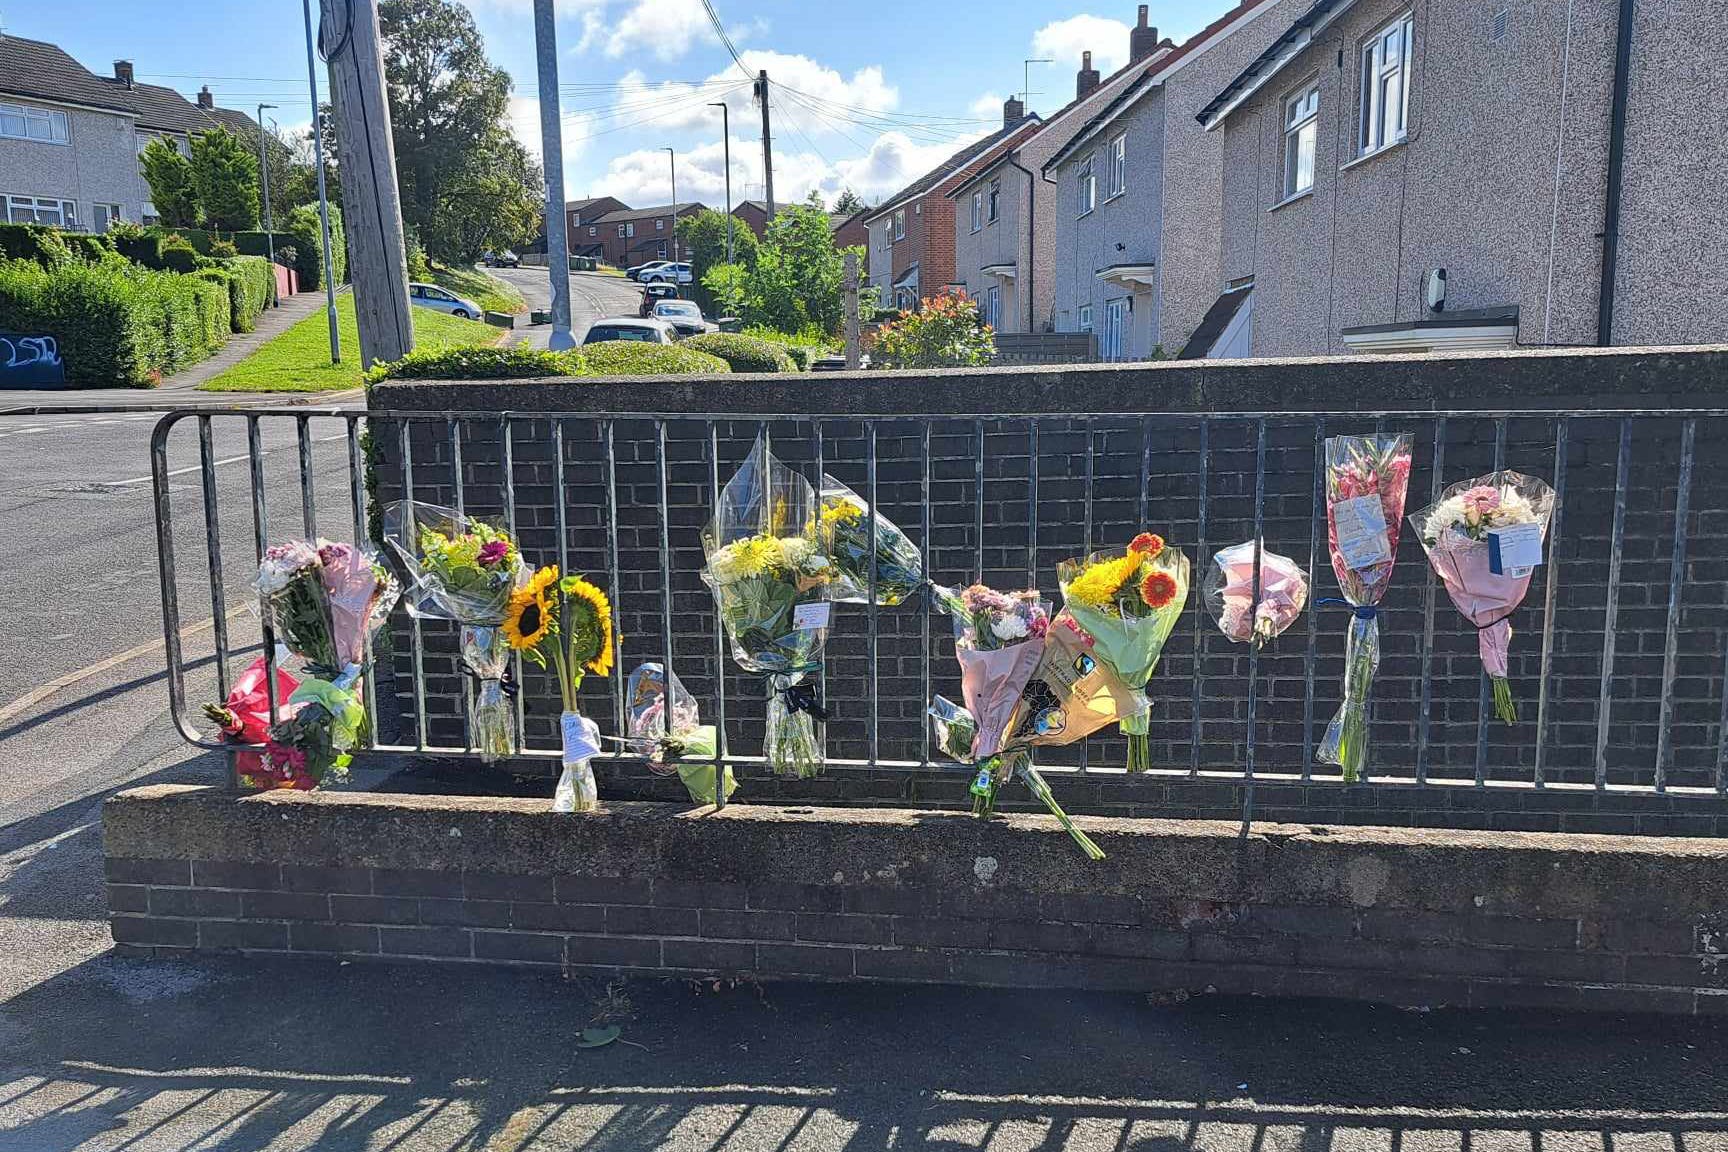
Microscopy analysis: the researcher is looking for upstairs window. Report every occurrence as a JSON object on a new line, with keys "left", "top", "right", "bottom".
{"left": 1107, "top": 134, "right": 1127, "bottom": 198}
{"left": 1, "top": 101, "right": 69, "bottom": 144}
{"left": 1360, "top": 13, "right": 1413, "bottom": 154}
{"left": 987, "top": 179, "right": 1000, "bottom": 222}
{"left": 656, "top": 218, "right": 664, "bottom": 230}
{"left": 1283, "top": 82, "right": 1319, "bottom": 197}
{"left": 893, "top": 209, "right": 905, "bottom": 240}
{"left": 1077, "top": 156, "right": 1096, "bottom": 216}
{"left": 970, "top": 190, "right": 982, "bottom": 232}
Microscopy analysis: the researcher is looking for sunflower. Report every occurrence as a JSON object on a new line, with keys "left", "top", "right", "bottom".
{"left": 561, "top": 575, "right": 615, "bottom": 679}
{"left": 503, "top": 566, "right": 558, "bottom": 651}
{"left": 1139, "top": 569, "right": 1179, "bottom": 610}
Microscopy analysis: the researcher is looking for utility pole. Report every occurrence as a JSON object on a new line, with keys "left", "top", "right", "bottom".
{"left": 256, "top": 103, "right": 277, "bottom": 272}
{"left": 662, "top": 146, "right": 677, "bottom": 262}
{"left": 319, "top": 0, "right": 412, "bottom": 367}
{"left": 708, "top": 103, "right": 733, "bottom": 265}
{"left": 533, "top": 0, "right": 574, "bottom": 349}
{"left": 843, "top": 251, "right": 860, "bottom": 369}
{"left": 753, "top": 70, "right": 774, "bottom": 217}
{"left": 301, "top": 0, "right": 340, "bottom": 362}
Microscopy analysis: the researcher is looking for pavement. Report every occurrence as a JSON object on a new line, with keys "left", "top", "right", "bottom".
{"left": 1, "top": 308, "right": 1725, "bottom": 1148}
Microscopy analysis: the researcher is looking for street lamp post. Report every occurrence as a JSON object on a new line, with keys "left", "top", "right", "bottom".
{"left": 301, "top": 0, "right": 340, "bottom": 362}
{"left": 534, "top": 0, "right": 575, "bottom": 350}
{"left": 708, "top": 103, "right": 733, "bottom": 266}
{"left": 256, "top": 103, "right": 277, "bottom": 269}
{"left": 662, "top": 147, "right": 677, "bottom": 262}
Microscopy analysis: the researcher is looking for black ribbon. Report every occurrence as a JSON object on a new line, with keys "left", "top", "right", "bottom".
{"left": 463, "top": 663, "right": 520, "bottom": 700}
{"left": 779, "top": 682, "right": 830, "bottom": 721}
{"left": 1314, "top": 597, "right": 1378, "bottom": 620}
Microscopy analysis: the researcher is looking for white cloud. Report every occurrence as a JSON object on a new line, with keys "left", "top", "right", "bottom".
{"left": 969, "top": 91, "right": 1006, "bottom": 122}
{"left": 598, "top": 0, "right": 767, "bottom": 61}
{"left": 832, "top": 130, "right": 985, "bottom": 202}
{"left": 1032, "top": 14, "right": 1131, "bottom": 75}
{"left": 509, "top": 94, "right": 595, "bottom": 188}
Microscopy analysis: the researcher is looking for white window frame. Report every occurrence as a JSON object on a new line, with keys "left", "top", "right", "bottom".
{"left": 1107, "top": 134, "right": 1127, "bottom": 199}
{"left": 987, "top": 178, "right": 1000, "bottom": 223}
{"left": 4, "top": 194, "right": 78, "bottom": 228}
{"left": 1076, "top": 304, "right": 1094, "bottom": 333}
{"left": 1102, "top": 297, "right": 1131, "bottom": 360}
{"left": 970, "top": 190, "right": 982, "bottom": 233}
{"left": 1359, "top": 12, "right": 1413, "bottom": 156}
{"left": 656, "top": 218, "right": 664, "bottom": 231}
{"left": 627, "top": 222, "right": 636, "bottom": 237}
{"left": 617, "top": 223, "right": 627, "bottom": 238}
{"left": 93, "top": 203, "right": 122, "bottom": 232}
{"left": 893, "top": 209, "right": 906, "bottom": 240}
{"left": 1077, "top": 155, "right": 1097, "bottom": 217}
{"left": 589, "top": 225, "right": 598, "bottom": 237}
{"left": 1282, "top": 81, "right": 1320, "bottom": 198}
{"left": 983, "top": 284, "right": 1001, "bottom": 328}
{"left": 0, "top": 101, "right": 70, "bottom": 145}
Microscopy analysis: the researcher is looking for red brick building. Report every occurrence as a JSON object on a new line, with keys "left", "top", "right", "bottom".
{"left": 566, "top": 196, "right": 629, "bottom": 257}
{"left": 572, "top": 202, "right": 705, "bottom": 268}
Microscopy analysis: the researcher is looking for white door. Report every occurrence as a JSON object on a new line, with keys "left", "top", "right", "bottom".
{"left": 1103, "top": 298, "right": 1130, "bottom": 360}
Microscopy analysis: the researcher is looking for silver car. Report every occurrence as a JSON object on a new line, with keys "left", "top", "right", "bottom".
{"left": 651, "top": 299, "right": 715, "bottom": 337}
{"left": 408, "top": 282, "right": 482, "bottom": 320}
{"left": 582, "top": 317, "right": 678, "bottom": 345}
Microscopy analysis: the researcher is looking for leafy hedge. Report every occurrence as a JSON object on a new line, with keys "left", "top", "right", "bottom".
{"left": 577, "top": 341, "right": 731, "bottom": 376}
{"left": 199, "top": 255, "right": 276, "bottom": 332}
{"left": 0, "top": 258, "right": 229, "bottom": 386}
{"left": 362, "top": 341, "right": 732, "bottom": 384}
{"left": 679, "top": 332, "right": 795, "bottom": 373}
{"left": 0, "top": 223, "right": 116, "bottom": 267}
{"left": 165, "top": 204, "right": 345, "bottom": 290}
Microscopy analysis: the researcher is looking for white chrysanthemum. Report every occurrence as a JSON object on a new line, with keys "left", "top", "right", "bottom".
{"left": 707, "top": 543, "right": 750, "bottom": 584}
{"left": 991, "top": 614, "right": 1029, "bottom": 641}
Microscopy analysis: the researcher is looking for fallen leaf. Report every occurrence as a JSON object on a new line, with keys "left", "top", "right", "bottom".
{"left": 577, "top": 1026, "right": 622, "bottom": 1049}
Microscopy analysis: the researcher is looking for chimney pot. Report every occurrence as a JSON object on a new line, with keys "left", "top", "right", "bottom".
{"left": 113, "top": 59, "right": 134, "bottom": 88}
{"left": 1003, "top": 95, "right": 1026, "bottom": 127}
{"left": 196, "top": 85, "right": 213, "bottom": 110}
{"left": 1129, "top": 7, "right": 1160, "bottom": 63}
{"left": 1077, "top": 50, "right": 1102, "bottom": 99}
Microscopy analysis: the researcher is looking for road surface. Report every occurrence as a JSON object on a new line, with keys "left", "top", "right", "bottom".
{"left": 490, "top": 265, "right": 644, "bottom": 348}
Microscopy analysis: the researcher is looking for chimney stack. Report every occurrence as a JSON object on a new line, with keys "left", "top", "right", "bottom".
{"left": 1077, "top": 50, "right": 1101, "bottom": 98}
{"left": 197, "top": 85, "right": 214, "bottom": 109}
{"left": 1003, "top": 95, "right": 1025, "bottom": 127}
{"left": 1129, "top": 5, "right": 1160, "bottom": 63}
{"left": 113, "top": 59, "right": 134, "bottom": 88}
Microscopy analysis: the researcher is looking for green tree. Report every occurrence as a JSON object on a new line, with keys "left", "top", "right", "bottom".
{"left": 763, "top": 203, "right": 846, "bottom": 333}
{"left": 379, "top": 0, "right": 539, "bottom": 261}
{"left": 676, "top": 208, "right": 759, "bottom": 314}
{"left": 869, "top": 289, "right": 995, "bottom": 368}
{"left": 832, "top": 188, "right": 867, "bottom": 215}
{"left": 190, "top": 126, "right": 260, "bottom": 230}
{"left": 139, "top": 138, "right": 198, "bottom": 227}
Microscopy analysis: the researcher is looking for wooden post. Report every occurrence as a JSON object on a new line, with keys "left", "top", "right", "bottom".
{"left": 319, "top": 0, "right": 412, "bottom": 368}
{"left": 843, "top": 251, "right": 861, "bottom": 370}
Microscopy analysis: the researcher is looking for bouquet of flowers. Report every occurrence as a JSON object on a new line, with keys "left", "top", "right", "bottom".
{"left": 1205, "top": 541, "right": 1309, "bottom": 647}
{"left": 1317, "top": 433, "right": 1413, "bottom": 781}
{"left": 502, "top": 565, "right": 616, "bottom": 811}
{"left": 624, "top": 662, "right": 735, "bottom": 805}
{"left": 1055, "top": 532, "right": 1189, "bottom": 772}
{"left": 248, "top": 538, "right": 398, "bottom": 789}
{"left": 1409, "top": 471, "right": 1556, "bottom": 723}
{"left": 385, "top": 502, "right": 528, "bottom": 761}
{"left": 702, "top": 435, "right": 835, "bottom": 778}
{"left": 818, "top": 474, "right": 925, "bottom": 606}
{"left": 204, "top": 655, "right": 301, "bottom": 787}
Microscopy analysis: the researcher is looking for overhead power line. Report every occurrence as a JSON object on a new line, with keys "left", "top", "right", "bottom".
{"left": 699, "top": 0, "right": 755, "bottom": 81}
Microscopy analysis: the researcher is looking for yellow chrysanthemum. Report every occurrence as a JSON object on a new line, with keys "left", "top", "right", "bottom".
{"left": 1066, "top": 553, "right": 1142, "bottom": 610}
{"left": 502, "top": 576, "right": 555, "bottom": 650}
{"left": 563, "top": 575, "right": 615, "bottom": 678}
{"left": 819, "top": 499, "right": 864, "bottom": 531}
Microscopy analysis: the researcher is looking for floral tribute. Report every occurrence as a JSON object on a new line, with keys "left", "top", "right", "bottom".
{"left": 204, "top": 656, "right": 301, "bottom": 788}
{"left": 625, "top": 662, "right": 735, "bottom": 805}
{"left": 1409, "top": 471, "right": 1556, "bottom": 723}
{"left": 385, "top": 502, "right": 528, "bottom": 762}
{"left": 1055, "top": 531, "right": 1190, "bottom": 772}
{"left": 817, "top": 474, "right": 925, "bottom": 607}
{"left": 1317, "top": 432, "right": 1413, "bottom": 781}
{"left": 1204, "top": 542, "right": 1309, "bottom": 648}
{"left": 503, "top": 565, "right": 617, "bottom": 811}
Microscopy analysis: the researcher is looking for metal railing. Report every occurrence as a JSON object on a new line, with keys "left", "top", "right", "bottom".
{"left": 151, "top": 405, "right": 1728, "bottom": 810}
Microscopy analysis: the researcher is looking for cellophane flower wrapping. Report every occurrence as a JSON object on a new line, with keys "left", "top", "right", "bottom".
{"left": 1409, "top": 470, "right": 1556, "bottom": 724}
{"left": 818, "top": 474, "right": 925, "bottom": 606}
{"left": 626, "top": 662, "right": 734, "bottom": 805}
{"left": 1317, "top": 433, "right": 1413, "bottom": 781}
{"left": 1055, "top": 533, "right": 1188, "bottom": 771}
{"left": 1205, "top": 542, "right": 1309, "bottom": 648}
{"left": 384, "top": 501, "right": 527, "bottom": 762}
{"left": 701, "top": 435, "right": 833, "bottom": 778}
{"left": 555, "top": 710, "right": 601, "bottom": 813}
{"left": 204, "top": 655, "right": 301, "bottom": 787}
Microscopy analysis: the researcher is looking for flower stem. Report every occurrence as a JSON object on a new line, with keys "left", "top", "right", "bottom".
{"left": 1492, "top": 676, "right": 1517, "bottom": 725}
{"left": 1017, "top": 762, "right": 1106, "bottom": 860}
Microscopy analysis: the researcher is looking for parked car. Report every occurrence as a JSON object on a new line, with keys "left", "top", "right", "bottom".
{"left": 408, "top": 282, "right": 482, "bottom": 320}
{"left": 582, "top": 317, "right": 677, "bottom": 345}
{"left": 652, "top": 299, "right": 716, "bottom": 338}
{"left": 639, "top": 262, "right": 693, "bottom": 286}
{"left": 482, "top": 251, "right": 519, "bottom": 268}
{"left": 626, "top": 260, "right": 670, "bottom": 282}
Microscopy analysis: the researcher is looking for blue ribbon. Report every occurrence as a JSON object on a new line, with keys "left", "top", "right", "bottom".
{"left": 1314, "top": 597, "right": 1378, "bottom": 620}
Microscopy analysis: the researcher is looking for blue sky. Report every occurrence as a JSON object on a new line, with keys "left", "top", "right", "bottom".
{"left": 15, "top": 0, "right": 1227, "bottom": 209}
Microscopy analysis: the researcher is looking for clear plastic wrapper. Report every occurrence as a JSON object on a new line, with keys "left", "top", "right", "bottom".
{"left": 1204, "top": 541, "right": 1309, "bottom": 647}
{"left": 1409, "top": 470, "right": 1556, "bottom": 723}
{"left": 818, "top": 474, "right": 925, "bottom": 606}
{"left": 626, "top": 662, "right": 735, "bottom": 805}
{"left": 1054, "top": 533, "right": 1189, "bottom": 771}
{"left": 701, "top": 435, "right": 834, "bottom": 777}
{"left": 384, "top": 500, "right": 528, "bottom": 761}
{"left": 1316, "top": 433, "right": 1413, "bottom": 781}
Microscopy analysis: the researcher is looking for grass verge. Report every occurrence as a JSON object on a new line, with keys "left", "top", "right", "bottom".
{"left": 431, "top": 263, "right": 528, "bottom": 314}
{"left": 199, "top": 294, "right": 503, "bottom": 393}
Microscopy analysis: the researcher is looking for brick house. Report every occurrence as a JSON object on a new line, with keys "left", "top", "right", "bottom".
{"left": 0, "top": 37, "right": 261, "bottom": 231}
{"left": 577, "top": 201, "right": 704, "bottom": 268}
{"left": 731, "top": 199, "right": 772, "bottom": 238}
{"left": 566, "top": 196, "right": 628, "bottom": 258}
{"left": 1196, "top": 0, "right": 1728, "bottom": 355}
{"left": 733, "top": 200, "right": 870, "bottom": 255}
{"left": 1039, "top": 0, "right": 1304, "bottom": 360}
{"left": 861, "top": 107, "right": 1043, "bottom": 311}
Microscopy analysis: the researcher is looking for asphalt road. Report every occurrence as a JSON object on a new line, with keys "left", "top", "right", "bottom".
{"left": 491, "top": 265, "right": 646, "bottom": 347}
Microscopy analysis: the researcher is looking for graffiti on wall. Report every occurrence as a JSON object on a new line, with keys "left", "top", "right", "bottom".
{"left": 0, "top": 333, "right": 66, "bottom": 387}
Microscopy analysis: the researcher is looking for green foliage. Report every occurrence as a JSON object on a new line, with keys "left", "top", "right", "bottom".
{"left": 140, "top": 138, "right": 199, "bottom": 227}
{"left": 577, "top": 341, "right": 730, "bottom": 376}
{"left": 405, "top": 228, "right": 432, "bottom": 280}
{"left": 111, "top": 225, "right": 165, "bottom": 269}
{"left": 286, "top": 203, "right": 345, "bottom": 288}
{"left": 208, "top": 237, "right": 239, "bottom": 258}
{"left": 0, "top": 223, "right": 75, "bottom": 267}
{"left": 696, "top": 203, "right": 852, "bottom": 336}
{"left": 158, "top": 233, "right": 201, "bottom": 274}
{"left": 868, "top": 290, "right": 996, "bottom": 369}
{"left": 675, "top": 208, "right": 758, "bottom": 314}
{"left": 206, "top": 254, "right": 277, "bottom": 332}
{"left": 832, "top": 188, "right": 867, "bottom": 215}
{"left": 365, "top": 345, "right": 581, "bottom": 385}
{"left": 701, "top": 261, "right": 748, "bottom": 319}
{"left": 190, "top": 127, "right": 261, "bottom": 231}
{"left": 680, "top": 332, "right": 795, "bottom": 373}
{"left": 429, "top": 262, "right": 526, "bottom": 314}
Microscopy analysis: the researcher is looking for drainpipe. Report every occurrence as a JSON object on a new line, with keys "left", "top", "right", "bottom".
{"left": 1005, "top": 153, "right": 1037, "bottom": 331}
{"left": 1596, "top": 0, "right": 1634, "bottom": 346}
{"left": 1038, "top": 161, "right": 1061, "bottom": 333}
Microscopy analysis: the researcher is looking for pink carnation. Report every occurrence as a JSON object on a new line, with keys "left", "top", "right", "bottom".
{"left": 477, "top": 540, "right": 510, "bottom": 567}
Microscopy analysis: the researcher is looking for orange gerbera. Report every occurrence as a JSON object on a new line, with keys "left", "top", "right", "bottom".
{"left": 1139, "top": 569, "right": 1178, "bottom": 609}
{"left": 1128, "top": 532, "right": 1165, "bottom": 557}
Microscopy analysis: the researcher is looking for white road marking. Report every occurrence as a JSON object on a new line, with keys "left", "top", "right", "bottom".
{"left": 104, "top": 433, "right": 347, "bottom": 487}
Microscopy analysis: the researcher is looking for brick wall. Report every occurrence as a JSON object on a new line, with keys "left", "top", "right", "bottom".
{"left": 367, "top": 347, "right": 1728, "bottom": 826}
{"left": 104, "top": 786, "right": 1728, "bottom": 1015}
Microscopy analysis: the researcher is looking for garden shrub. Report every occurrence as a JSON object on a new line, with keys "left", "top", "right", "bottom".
{"left": 867, "top": 290, "right": 995, "bottom": 369}
{"left": 0, "top": 259, "right": 162, "bottom": 387}
{"left": 364, "top": 345, "right": 582, "bottom": 385}
{"left": 219, "top": 255, "right": 276, "bottom": 331}
{"left": 112, "top": 227, "right": 165, "bottom": 269}
{"left": 578, "top": 341, "right": 730, "bottom": 376}
{"left": 159, "top": 233, "right": 201, "bottom": 274}
{"left": 679, "top": 332, "right": 795, "bottom": 373}
{"left": 208, "top": 237, "right": 239, "bottom": 258}
{"left": 0, "top": 223, "right": 76, "bottom": 267}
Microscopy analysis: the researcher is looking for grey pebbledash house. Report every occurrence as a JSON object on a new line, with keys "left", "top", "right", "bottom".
{"left": 0, "top": 35, "right": 263, "bottom": 232}
{"left": 1194, "top": 0, "right": 1728, "bottom": 356}
{"left": 1039, "top": 0, "right": 1309, "bottom": 360}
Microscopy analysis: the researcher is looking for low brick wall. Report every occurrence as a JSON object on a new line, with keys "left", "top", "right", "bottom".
{"left": 105, "top": 785, "right": 1728, "bottom": 1015}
